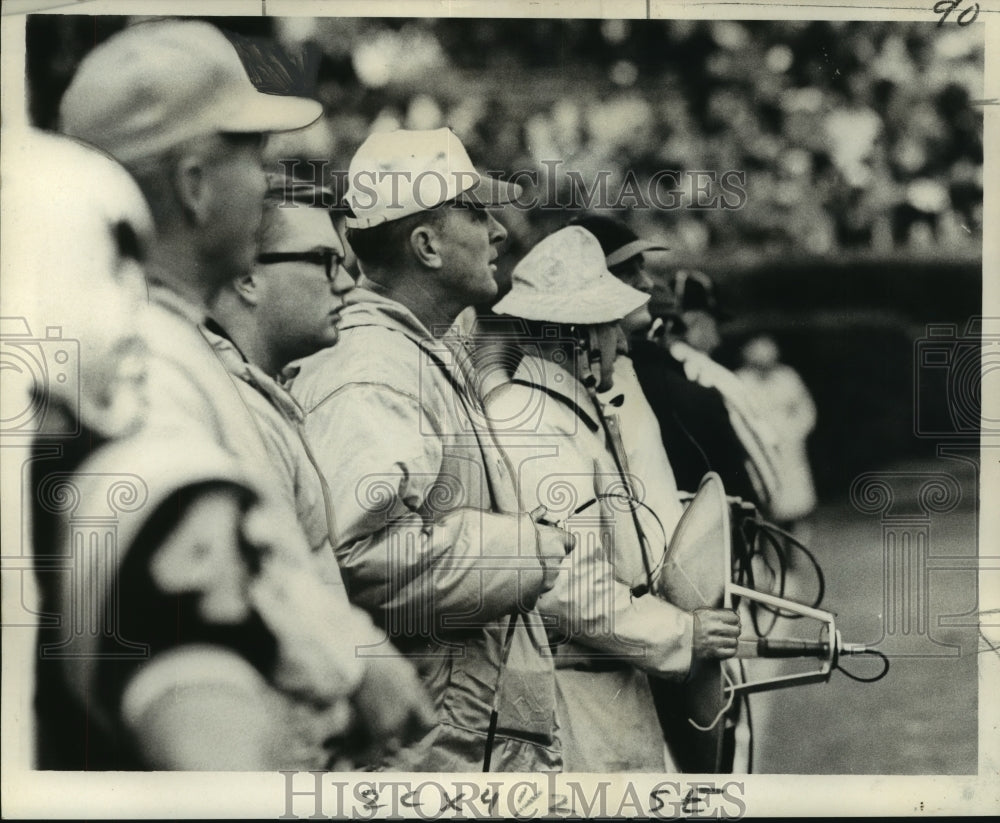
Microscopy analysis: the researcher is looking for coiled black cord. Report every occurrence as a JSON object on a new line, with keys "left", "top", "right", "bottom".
{"left": 564, "top": 493, "right": 669, "bottom": 598}
{"left": 732, "top": 511, "right": 826, "bottom": 636}
{"left": 836, "top": 648, "right": 890, "bottom": 683}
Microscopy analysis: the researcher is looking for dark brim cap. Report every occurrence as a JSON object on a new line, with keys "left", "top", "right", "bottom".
{"left": 605, "top": 238, "right": 670, "bottom": 268}
{"left": 567, "top": 214, "right": 669, "bottom": 268}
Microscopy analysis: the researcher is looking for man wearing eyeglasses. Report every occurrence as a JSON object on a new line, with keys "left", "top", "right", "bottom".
{"left": 208, "top": 181, "right": 355, "bottom": 379}
{"left": 50, "top": 19, "right": 431, "bottom": 769}
{"left": 205, "top": 179, "right": 436, "bottom": 766}
{"left": 205, "top": 180, "right": 351, "bottom": 553}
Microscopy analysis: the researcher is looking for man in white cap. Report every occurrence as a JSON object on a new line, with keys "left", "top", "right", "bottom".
{"left": 57, "top": 18, "right": 326, "bottom": 465}
{"left": 290, "top": 127, "right": 572, "bottom": 772}
{"left": 59, "top": 20, "right": 325, "bottom": 312}
{"left": 487, "top": 226, "right": 741, "bottom": 772}
{"left": 49, "top": 21, "right": 431, "bottom": 768}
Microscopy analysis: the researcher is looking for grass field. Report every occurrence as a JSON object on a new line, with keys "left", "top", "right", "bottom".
{"left": 748, "top": 457, "right": 980, "bottom": 774}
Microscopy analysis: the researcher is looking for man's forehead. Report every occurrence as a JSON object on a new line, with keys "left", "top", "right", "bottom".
{"left": 268, "top": 203, "right": 343, "bottom": 251}
{"left": 437, "top": 199, "right": 491, "bottom": 228}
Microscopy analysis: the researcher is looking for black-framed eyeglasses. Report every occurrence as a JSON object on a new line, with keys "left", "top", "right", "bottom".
{"left": 257, "top": 250, "right": 340, "bottom": 282}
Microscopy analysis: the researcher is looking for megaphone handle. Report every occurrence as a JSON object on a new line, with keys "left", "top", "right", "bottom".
{"left": 756, "top": 638, "right": 830, "bottom": 658}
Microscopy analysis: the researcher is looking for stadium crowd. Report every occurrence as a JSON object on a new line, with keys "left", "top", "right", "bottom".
{"left": 28, "top": 17, "right": 983, "bottom": 263}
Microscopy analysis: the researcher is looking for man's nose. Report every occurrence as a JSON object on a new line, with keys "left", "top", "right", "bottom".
{"left": 331, "top": 264, "right": 355, "bottom": 296}
{"left": 637, "top": 269, "right": 655, "bottom": 294}
{"left": 487, "top": 212, "right": 508, "bottom": 245}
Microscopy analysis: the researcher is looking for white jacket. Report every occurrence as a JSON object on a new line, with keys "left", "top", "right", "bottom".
{"left": 486, "top": 352, "right": 694, "bottom": 771}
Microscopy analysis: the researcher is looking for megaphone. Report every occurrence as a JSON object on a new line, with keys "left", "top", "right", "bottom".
{"left": 649, "top": 472, "right": 887, "bottom": 772}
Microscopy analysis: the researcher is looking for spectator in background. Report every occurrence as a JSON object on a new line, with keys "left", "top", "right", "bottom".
{"left": 737, "top": 334, "right": 818, "bottom": 540}
{"left": 28, "top": 18, "right": 982, "bottom": 260}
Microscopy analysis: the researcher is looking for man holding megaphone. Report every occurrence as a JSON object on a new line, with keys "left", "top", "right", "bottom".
{"left": 485, "top": 226, "right": 741, "bottom": 773}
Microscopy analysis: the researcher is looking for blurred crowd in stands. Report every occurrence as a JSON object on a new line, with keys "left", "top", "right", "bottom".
{"left": 29, "top": 18, "right": 983, "bottom": 265}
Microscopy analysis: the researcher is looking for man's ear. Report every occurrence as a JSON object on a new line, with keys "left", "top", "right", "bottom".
{"left": 233, "top": 273, "right": 260, "bottom": 306}
{"left": 409, "top": 222, "right": 443, "bottom": 269}
{"left": 172, "top": 152, "right": 212, "bottom": 226}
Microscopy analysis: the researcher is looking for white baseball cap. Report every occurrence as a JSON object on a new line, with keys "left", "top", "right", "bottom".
{"left": 344, "top": 127, "right": 522, "bottom": 229}
{"left": 59, "top": 20, "right": 323, "bottom": 162}
{"left": 492, "top": 226, "right": 650, "bottom": 325}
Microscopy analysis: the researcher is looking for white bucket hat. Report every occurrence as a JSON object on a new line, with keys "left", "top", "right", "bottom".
{"left": 493, "top": 226, "right": 650, "bottom": 325}
{"left": 344, "top": 127, "right": 522, "bottom": 229}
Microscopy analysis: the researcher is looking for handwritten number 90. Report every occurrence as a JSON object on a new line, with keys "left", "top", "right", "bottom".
{"left": 934, "top": 0, "right": 980, "bottom": 26}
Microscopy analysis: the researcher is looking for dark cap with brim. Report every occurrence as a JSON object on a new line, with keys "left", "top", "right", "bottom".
{"left": 605, "top": 238, "right": 670, "bottom": 268}
{"left": 568, "top": 214, "right": 670, "bottom": 268}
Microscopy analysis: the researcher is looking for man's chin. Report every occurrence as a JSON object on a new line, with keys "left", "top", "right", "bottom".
{"left": 308, "top": 333, "right": 341, "bottom": 356}
{"left": 473, "top": 275, "right": 499, "bottom": 304}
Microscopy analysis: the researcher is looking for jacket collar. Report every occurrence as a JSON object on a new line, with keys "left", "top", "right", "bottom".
{"left": 147, "top": 282, "right": 206, "bottom": 326}
{"left": 200, "top": 321, "right": 305, "bottom": 423}
{"left": 339, "top": 279, "right": 475, "bottom": 394}
{"left": 340, "top": 278, "right": 440, "bottom": 342}
{"left": 510, "top": 353, "right": 601, "bottom": 433}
